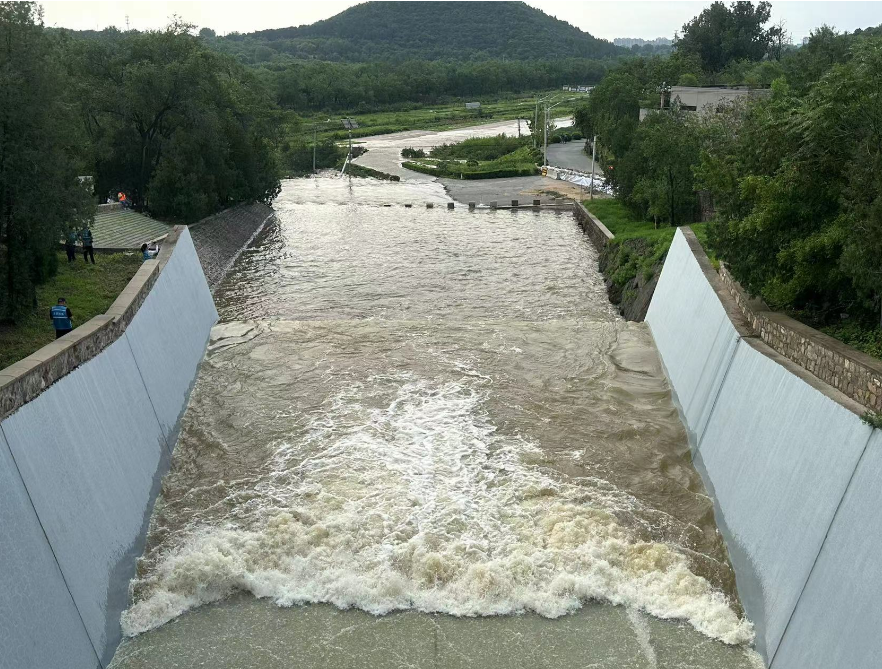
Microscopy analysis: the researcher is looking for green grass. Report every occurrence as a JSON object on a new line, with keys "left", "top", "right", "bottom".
{"left": 585, "top": 198, "right": 709, "bottom": 247}
{"left": 404, "top": 143, "right": 541, "bottom": 180}
{"left": 584, "top": 198, "right": 710, "bottom": 289}
{"left": 819, "top": 322, "right": 882, "bottom": 360}
{"left": 0, "top": 251, "right": 142, "bottom": 369}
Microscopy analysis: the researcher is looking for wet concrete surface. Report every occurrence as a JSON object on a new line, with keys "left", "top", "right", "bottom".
{"left": 545, "top": 139, "right": 599, "bottom": 173}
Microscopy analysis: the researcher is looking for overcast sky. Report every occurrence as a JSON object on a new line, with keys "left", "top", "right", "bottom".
{"left": 40, "top": 1, "right": 882, "bottom": 43}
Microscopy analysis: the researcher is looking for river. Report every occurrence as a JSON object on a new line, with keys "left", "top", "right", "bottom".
{"left": 109, "top": 173, "right": 762, "bottom": 668}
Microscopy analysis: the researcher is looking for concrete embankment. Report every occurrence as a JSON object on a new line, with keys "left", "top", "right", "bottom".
{"left": 647, "top": 228, "right": 882, "bottom": 668}
{"left": 0, "top": 227, "right": 217, "bottom": 668}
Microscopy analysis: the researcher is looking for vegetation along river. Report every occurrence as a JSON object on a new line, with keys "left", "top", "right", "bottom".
{"left": 110, "top": 175, "right": 764, "bottom": 668}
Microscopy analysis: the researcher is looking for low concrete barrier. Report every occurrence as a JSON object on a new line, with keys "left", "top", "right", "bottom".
{"left": 0, "top": 227, "right": 217, "bottom": 668}
{"left": 573, "top": 201, "right": 614, "bottom": 251}
{"left": 647, "top": 227, "right": 880, "bottom": 668}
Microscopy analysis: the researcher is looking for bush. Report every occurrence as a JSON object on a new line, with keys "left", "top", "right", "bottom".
{"left": 431, "top": 134, "right": 528, "bottom": 161}
{"left": 401, "top": 147, "right": 426, "bottom": 159}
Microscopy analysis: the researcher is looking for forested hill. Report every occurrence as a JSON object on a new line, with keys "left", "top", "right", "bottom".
{"left": 216, "top": 1, "right": 622, "bottom": 62}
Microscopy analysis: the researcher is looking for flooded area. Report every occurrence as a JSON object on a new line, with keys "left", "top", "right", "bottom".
{"left": 110, "top": 176, "right": 761, "bottom": 668}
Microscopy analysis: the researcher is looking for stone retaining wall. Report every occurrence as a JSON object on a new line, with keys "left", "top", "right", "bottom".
{"left": 718, "top": 263, "right": 882, "bottom": 412}
{"left": 573, "top": 201, "right": 614, "bottom": 250}
{"left": 189, "top": 202, "right": 277, "bottom": 290}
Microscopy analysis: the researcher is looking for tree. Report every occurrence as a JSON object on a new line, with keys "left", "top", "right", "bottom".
{"left": 68, "top": 22, "right": 281, "bottom": 222}
{"left": 628, "top": 109, "right": 700, "bottom": 226}
{"left": 676, "top": 1, "right": 774, "bottom": 72}
{"left": 0, "top": 2, "right": 93, "bottom": 321}
{"left": 696, "top": 39, "right": 882, "bottom": 324}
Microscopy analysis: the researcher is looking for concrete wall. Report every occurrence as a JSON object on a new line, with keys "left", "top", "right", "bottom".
{"left": 0, "top": 227, "right": 216, "bottom": 668}
{"left": 647, "top": 227, "right": 879, "bottom": 668}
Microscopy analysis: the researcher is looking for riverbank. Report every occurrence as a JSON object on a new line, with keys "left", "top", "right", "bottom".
{"left": 0, "top": 251, "right": 141, "bottom": 369}
{"left": 581, "top": 199, "right": 707, "bottom": 321}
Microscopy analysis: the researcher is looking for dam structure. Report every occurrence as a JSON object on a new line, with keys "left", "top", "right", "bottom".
{"left": 106, "top": 177, "right": 762, "bottom": 668}
{"left": 3, "top": 167, "right": 877, "bottom": 667}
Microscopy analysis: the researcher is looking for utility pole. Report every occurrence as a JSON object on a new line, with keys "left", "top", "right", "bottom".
{"left": 518, "top": 117, "right": 521, "bottom": 138}
{"left": 312, "top": 124, "right": 317, "bottom": 175}
{"left": 543, "top": 105, "right": 548, "bottom": 167}
{"left": 589, "top": 135, "right": 597, "bottom": 200}
{"left": 533, "top": 101, "right": 538, "bottom": 148}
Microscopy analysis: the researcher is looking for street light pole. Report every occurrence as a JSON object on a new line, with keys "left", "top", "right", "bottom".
{"left": 589, "top": 135, "right": 597, "bottom": 200}
{"left": 313, "top": 124, "right": 317, "bottom": 175}
{"left": 543, "top": 105, "right": 548, "bottom": 167}
{"left": 533, "top": 102, "right": 538, "bottom": 148}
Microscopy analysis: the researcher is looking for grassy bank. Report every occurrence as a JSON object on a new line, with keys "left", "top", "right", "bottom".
{"left": 587, "top": 200, "right": 882, "bottom": 362}
{"left": 584, "top": 199, "right": 707, "bottom": 291}
{"left": 0, "top": 252, "right": 141, "bottom": 369}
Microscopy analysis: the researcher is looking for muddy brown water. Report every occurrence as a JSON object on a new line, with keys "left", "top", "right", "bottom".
{"left": 110, "top": 177, "right": 762, "bottom": 668}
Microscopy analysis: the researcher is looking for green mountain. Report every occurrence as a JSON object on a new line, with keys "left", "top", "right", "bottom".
{"left": 218, "top": 1, "right": 622, "bottom": 62}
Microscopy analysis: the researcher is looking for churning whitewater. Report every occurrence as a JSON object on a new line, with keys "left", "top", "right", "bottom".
{"left": 122, "top": 177, "right": 753, "bottom": 649}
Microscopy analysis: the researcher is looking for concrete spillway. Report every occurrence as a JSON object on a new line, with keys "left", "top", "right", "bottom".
{"left": 647, "top": 228, "right": 882, "bottom": 668}
{"left": 0, "top": 228, "right": 217, "bottom": 667}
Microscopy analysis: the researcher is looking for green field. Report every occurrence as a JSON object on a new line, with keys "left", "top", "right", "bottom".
{"left": 300, "top": 91, "right": 586, "bottom": 144}
{"left": 0, "top": 252, "right": 142, "bottom": 369}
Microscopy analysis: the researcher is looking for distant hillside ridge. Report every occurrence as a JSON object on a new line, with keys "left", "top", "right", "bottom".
{"left": 221, "top": 1, "right": 622, "bottom": 62}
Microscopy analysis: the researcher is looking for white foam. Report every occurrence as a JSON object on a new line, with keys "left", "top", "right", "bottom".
{"left": 123, "top": 375, "right": 754, "bottom": 646}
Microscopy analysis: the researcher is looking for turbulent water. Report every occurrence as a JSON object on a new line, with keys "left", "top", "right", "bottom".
{"left": 121, "top": 177, "right": 754, "bottom": 653}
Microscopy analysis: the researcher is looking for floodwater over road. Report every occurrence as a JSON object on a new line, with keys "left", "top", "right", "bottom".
{"left": 110, "top": 175, "right": 762, "bottom": 668}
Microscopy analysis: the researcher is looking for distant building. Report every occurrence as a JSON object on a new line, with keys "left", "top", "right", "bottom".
{"left": 639, "top": 85, "right": 772, "bottom": 120}
{"left": 613, "top": 37, "right": 673, "bottom": 48}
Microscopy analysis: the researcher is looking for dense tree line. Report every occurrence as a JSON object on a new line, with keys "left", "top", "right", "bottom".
{"left": 0, "top": 4, "right": 282, "bottom": 322}
{"left": 260, "top": 58, "right": 608, "bottom": 113}
{"left": 0, "top": 3, "right": 93, "bottom": 320}
{"left": 576, "top": 2, "right": 882, "bottom": 326}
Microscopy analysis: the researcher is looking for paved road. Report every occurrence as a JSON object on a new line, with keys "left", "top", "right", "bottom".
{"left": 352, "top": 117, "right": 570, "bottom": 182}
{"left": 441, "top": 175, "right": 590, "bottom": 206}
{"left": 546, "top": 139, "right": 600, "bottom": 174}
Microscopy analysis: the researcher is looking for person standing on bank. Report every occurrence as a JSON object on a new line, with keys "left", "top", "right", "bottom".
{"left": 81, "top": 225, "right": 95, "bottom": 264}
{"left": 50, "top": 298, "right": 73, "bottom": 339}
{"left": 64, "top": 230, "right": 77, "bottom": 262}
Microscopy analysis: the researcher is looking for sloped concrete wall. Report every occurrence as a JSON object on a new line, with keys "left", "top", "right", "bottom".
{"left": 647, "top": 227, "right": 880, "bottom": 668}
{"left": 0, "top": 227, "right": 215, "bottom": 668}
{"left": 646, "top": 231, "right": 746, "bottom": 447}
{"left": 0, "top": 429, "right": 99, "bottom": 669}
{"left": 771, "top": 430, "right": 882, "bottom": 668}
{"left": 124, "top": 229, "right": 217, "bottom": 444}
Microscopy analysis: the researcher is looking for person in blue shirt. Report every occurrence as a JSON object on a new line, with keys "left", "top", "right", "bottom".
{"left": 50, "top": 297, "right": 73, "bottom": 339}
{"left": 140, "top": 243, "right": 159, "bottom": 261}
{"left": 65, "top": 230, "right": 77, "bottom": 263}
{"left": 81, "top": 226, "right": 95, "bottom": 264}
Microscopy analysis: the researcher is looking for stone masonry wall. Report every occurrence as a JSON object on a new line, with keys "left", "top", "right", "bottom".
{"left": 189, "top": 202, "right": 276, "bottom": 290}
{"left": 719, "top": 263, "right": 882, "bottom": 412}
{"left": 573, "top": 201, "right": 614, "bottom": 250}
